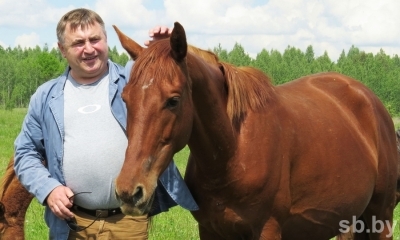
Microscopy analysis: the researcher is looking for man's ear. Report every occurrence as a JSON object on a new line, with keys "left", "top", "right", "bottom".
{"left": 58, "top": 42, "right": 66, "bottom": 58}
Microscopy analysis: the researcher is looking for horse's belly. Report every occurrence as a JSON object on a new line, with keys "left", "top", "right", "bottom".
{"left": 282, "top": 208, "right": 345, "bottom": 239}
{"left": 191, "top": 199, "right": 259, "bottom": 239}
{"left": 283, "top": 158, "right": 376, "bottom": 239}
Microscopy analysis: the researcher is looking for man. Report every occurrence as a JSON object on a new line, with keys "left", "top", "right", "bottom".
{"left": 14, "top": 8, "right": 197, "bottom": 240}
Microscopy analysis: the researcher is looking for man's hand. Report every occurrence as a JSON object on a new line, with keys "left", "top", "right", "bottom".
{"left": 46, "top": 185, "right": 75, "bottom": 220}
{"left": 144, "top": 26, "right": 173, "bottom": 47}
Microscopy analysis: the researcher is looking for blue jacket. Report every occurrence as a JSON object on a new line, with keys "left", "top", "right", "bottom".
{"left": 14, "top": 60, "right": 198, "bottom": 240}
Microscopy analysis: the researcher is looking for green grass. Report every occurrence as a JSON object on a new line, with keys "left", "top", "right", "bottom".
{"left": 149, "top": 147, "right": 199, "bottom": 239}
{"left": 1, "top": 108, "right": 400, "bottom": 239}
{"left": 394, "top": 117, "right": 400, "bottom": 130}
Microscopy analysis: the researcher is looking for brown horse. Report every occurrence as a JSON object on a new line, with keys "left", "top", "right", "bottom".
{"left": 0, "top": 157, "right": 33, "bottom": 240}
{"left": 113, "top": 22, "right": 397, "bottom": 239}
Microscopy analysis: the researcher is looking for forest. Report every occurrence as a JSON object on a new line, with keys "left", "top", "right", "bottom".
{"left": 0, "top": 43, "right": 399, "bottom": 116}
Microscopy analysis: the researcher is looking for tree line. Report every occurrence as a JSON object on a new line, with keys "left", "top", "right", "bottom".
{"left": 0, "top": 43, "right": 399, "bottom": 116}
{"left": 0, "top": 44, "right": 128, "bottom": 110}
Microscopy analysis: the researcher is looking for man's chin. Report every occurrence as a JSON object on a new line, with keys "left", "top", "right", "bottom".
{"left": 83, "top": 63, "right": 107, "bottom": 78}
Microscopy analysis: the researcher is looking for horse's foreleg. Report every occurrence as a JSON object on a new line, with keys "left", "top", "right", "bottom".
{"left": 259, "top": 217, "right": 282, "bottom": 240}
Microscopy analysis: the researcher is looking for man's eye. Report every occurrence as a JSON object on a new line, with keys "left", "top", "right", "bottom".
{"left": 72, "top": 42, "right": 84, "bottom": 47}
{"left": 90, "top": 39, "right": 100, "bottom": 44}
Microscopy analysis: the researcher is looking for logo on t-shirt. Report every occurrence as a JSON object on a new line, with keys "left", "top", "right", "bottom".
{"left": 78, "top": 104, "right": 102, "bottom": 114}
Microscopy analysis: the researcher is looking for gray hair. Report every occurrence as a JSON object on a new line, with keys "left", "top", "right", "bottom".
{"left": 56, "top": 8, "right": 106, "bottom": 44}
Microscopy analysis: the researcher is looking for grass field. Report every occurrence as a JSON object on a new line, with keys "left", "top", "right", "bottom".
{"left": 1, "top": 109, "right": 400, "bottom": 239}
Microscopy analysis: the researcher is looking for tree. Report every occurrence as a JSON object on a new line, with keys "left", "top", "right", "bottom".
{"left": 213, "top": 43, "right": 228, "bottom": 62}
{"left": 109, "top": 46, "right": 129, "bottom": 66}
{"left": 313, "top": 51, "right": 336, "bottom": 73}
{"left": 253, "top": 49, "right": 270, "bottom": 75}
{"left": 227, "top": 43, "right": 252, "bottom": 67}
{"left": 305, "top": 45, "right": 315, "bottom": 64}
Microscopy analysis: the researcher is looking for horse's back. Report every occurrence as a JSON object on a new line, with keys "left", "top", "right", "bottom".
{"left": 280, "top": 72, "right": 388, "bottom": 119}
{"left": 278, "top": 71, "right": 397, "bottom": 189}
{"left": 278, "top": 72, "right": 395, "bottom": 154}
{"left": 271, "top": 72, "right": 397, "bottom": 238}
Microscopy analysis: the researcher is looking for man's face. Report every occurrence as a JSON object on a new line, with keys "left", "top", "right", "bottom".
{"left": 58, "top": 21, "right": 109, "bottom": 83}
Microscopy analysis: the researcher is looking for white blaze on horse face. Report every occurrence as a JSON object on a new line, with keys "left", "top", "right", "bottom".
{"left": 142, "top": 78, "right": 154, "bottom": 90}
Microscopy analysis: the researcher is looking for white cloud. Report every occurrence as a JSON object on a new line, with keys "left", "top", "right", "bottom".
{"left": 1, "top": 0, "right": 400, "bottom": 61}
{"left": 14, "top": 32, "right": 41, "bottom": 49}
{"left": 0, "top": 40, "right": 8, "bottom": 48}
{"left": 51, "top": 42, "right": 59, "bottom": 50}
{"left": 158, "top": 0, "right": 400, "bottom": 60}
{"left": 0, "top": 0, "right": 73, "bottom": 28}
{"left": 163, "top": 0, "right": 309, "bottom": 34}
{"left": 93, "top": 0, "right": 168, "bottom": 51}
{"left": 327, "top": 0, "right": 400, "bottom": 58}
{"left": 95, "top": 0, "right": 161, "bottom": 28}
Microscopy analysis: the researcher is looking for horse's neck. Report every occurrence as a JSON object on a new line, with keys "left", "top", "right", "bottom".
{"left": 187, "top": 58, "right": 237, "bottom": 175}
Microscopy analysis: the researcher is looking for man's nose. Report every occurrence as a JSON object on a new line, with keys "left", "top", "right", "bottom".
{"left": 83, "top": 41, "right": 95, "bottom": 52}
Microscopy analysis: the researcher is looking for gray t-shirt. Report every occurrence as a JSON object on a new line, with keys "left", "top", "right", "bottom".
{"left": 63, "top": 72, "right": 127, "bottom": 209}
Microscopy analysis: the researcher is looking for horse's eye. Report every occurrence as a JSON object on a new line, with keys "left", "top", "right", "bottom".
{"left": 166, "top": 97, "right": 180, "bottom": 109}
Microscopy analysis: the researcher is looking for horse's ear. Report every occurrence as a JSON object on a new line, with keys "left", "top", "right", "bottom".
{"left": 0, "top": 202, "right": 5, "bottom": 216}
{"left": 218, "top": 63, "right": 226, "bottom": 76}
{"left": 113, "top": 25, "right": 143, "bottom": 61}
{"left": 170, "top": 22, "right": 187, "bottom": 62}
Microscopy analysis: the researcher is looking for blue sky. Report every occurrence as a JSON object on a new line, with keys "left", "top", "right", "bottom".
{"left": 1, "top": 0, "right": 399, "bottom": 61}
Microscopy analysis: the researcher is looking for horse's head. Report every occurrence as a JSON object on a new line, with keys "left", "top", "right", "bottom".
{"left": 113, "top": 23, "right": 195, "bottom": 215}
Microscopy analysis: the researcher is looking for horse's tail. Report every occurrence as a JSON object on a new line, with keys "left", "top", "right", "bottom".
{"left": 0, "top": 157, "right": 17, "bottom": 201}
{"left": 0, "top": 156, "right": 34, "bottom": 240}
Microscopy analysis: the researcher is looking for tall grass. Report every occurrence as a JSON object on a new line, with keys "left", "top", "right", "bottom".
{"left": 0, "top": 109, "right": 399, "bottom": 239}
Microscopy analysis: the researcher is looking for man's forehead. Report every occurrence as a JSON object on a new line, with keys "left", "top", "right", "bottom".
{"left": 65, "top": 21, "right": 99, "bottom": 32}
{"left": 64, "top": 22, "right": 104, "bottom": 39}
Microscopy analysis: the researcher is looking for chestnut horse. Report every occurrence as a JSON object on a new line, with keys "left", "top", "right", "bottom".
{"left": 0, "top": 157, "right": 33, "bottom": 240}
{"left": 113, "top": 22, "right": 397, "bottom": 239}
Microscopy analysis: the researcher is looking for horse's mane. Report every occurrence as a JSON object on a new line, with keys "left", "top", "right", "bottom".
{"left": 130, "top": 39, "right": 275, "bottom": 126}
{"left": 187, "top": 45, "right": 219, "bottom": 64}
{"left": 0, "top": 159, "right": 15, "bottom": 200}
{"left": 186, "top": 45, "right": 275, "bottom": 125}
{"left": 220, "top": 62, "right": 275, "bottom": 126}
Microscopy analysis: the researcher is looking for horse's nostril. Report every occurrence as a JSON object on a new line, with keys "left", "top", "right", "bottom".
{"left": 133, "top": 186, "right": 143, "bottom": 202}
{"left": 115, "top": 190, "right": 120, "bottom": 200}
{"left": 116, "top": 185, "right": 144, "bottom": 205}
